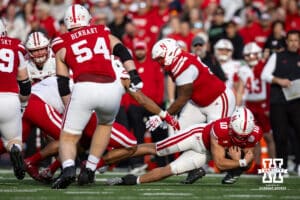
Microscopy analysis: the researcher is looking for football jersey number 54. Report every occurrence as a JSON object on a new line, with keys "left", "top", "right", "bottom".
{"left": 71, "top": 37, "right": 110, "bottom": 63}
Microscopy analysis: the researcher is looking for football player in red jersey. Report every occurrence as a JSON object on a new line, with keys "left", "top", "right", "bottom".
{"left": 51, "top": 5, "right": 179, "bottom": 188}
{"left": 50, "top": 4, "right": 143, "bottom": 189}
{"left": 148, "top": 38, "right": 236, "bottom": 136}
{"left": 105, "top": 107, "right": 262, "bottom": 185}
{"left": 0, "top": 19, "right": 31, "bottom": 180}
{"left": 147, "top": 38, "right": 236, "bottom": 183}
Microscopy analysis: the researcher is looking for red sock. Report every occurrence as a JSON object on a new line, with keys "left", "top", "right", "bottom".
{"left": 96, "top": 158, "right": 105, "bottom": 169}
{"left": 0, "top": 140, "right": 6, "bottom": 155}
{"left": 27, "top": 152, "right": 42, "bottom": 164}
{"left": 49, "top": 160, "right": 61, "bottom": 174}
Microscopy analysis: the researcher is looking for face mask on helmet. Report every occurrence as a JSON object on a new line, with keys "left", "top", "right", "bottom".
{"left": 215, "top": 49, "right": 233, "bottom": 62}
{"left": 151, "top": 38, "right": 182, "bottom": 70}
{"left": 25, "top": 32, "right": 50, "bottom": 65}
{"left": 64, "top": 4, "right": 91, "bottom": 30}
{"left": 229, "top": 107, "right": 255, "bottom": 145}
{"left": 243, "top": 42, "right": 262, "bottom": 67}
{"left": 214, "top": 39, "right": 233, "bottom": 62}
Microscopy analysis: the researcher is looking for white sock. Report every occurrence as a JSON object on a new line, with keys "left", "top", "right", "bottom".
{"left": 62, "top": 159, "right": 75, "bottom": 169}
{"left": 86, "top": 154, "right": 99, "bottom": 171}
{"left": 136, "top": 176, "right": 141, "bottom": 184}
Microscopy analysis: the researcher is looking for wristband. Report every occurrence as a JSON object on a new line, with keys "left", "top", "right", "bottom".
{"left": 158, "top": 110, "right": 167, "bottom": 119}
{"left": 239, "top": 159, "right": 247, "bottom": 167}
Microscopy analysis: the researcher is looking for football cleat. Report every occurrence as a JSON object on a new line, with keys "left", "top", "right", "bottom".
{"left": 9, "top": 145, "right": 25, "bottom": 180}
{"left": 77, "top": 166, "right": 95, "bottom": 186}
{"left": 52, "top": 166, "right": 76, "bottom": 189}
{"left": 221, "top": 173, "right": 240, "bottom": 184}
{"left": 97, "top": 165, "right": 108, "bottom": 174}
{"left": 106, "top": 174, "right": 138, "bottom": 185}
{"left": 181, "top": 167, "right": 206, "bottom": 184}
{"left": 221, "top": 168, "right": 244, "bottom": 184}
{"left": 129, "top": 164, "right": 148, "bottom": 176}
{"left": 106, "top": 177, "right": 124, "bottom": 186}
{"left": 24, "top": 159, "right": 40, "bottom": 181}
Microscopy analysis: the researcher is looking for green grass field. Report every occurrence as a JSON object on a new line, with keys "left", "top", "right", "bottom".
{"left": 0, "top": 170, "right": 299, "bottom": 200}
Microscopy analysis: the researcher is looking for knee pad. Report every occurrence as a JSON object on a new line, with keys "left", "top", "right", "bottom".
{"left": 170, "top": 151, "right": 207, "bottom": 175}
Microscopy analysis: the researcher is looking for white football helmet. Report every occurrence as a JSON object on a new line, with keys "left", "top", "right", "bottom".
{"left": 214, "top": 39, "right": 233, "bottom": 62}
{"left": 0, "top": 19, "right": 7, "bottom": 37}
{"left": 243, "top": 42, "right": 262, "bottom": 66}
{"left": 151, "top": 38, "right": 182, "bottom": 68}
{"left": 230, "top": 107, "right": 255, "bottom": 145}
{"left": 64, "top": 4, "right": 91, "bottom": 30}
{"left": 25, "top": 32, "right": 50, "bottom": 65}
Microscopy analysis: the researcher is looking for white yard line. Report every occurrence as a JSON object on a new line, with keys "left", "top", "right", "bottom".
{"left": 224, "top": 194, "right": 273, "bottom": 198}
{"left": 143, "top": 192, "right": 192, "bottom": 196}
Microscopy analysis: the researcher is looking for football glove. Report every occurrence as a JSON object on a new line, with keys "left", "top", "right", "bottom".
{"left": 146, "top": 111, "right": 180, "bottom": 132}
{"left": 146, "top": 115, "right": 162, "bottom": 132}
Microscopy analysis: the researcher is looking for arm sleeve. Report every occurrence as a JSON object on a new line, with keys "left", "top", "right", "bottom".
{"left": 18, "top": 51, "right": 27, "bottom": 70}
{"left": 261, "top": 53, "right": 277, "bottom": 83}
{"left": 175, "top": 65, "right": 199, "bottom": 86}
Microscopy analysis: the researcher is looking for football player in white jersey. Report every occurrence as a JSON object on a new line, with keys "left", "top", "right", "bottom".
{"left": 25, "top": 32, "right": 56, "bottom": 83}
{"left": 235, "top": 42, "right": 275, "bottom": 174}
{"left": 22, "top": 31, "right": 60, "bottom": 180}
{"left": 214, "top": 39, "right": 247, "bottom": 91}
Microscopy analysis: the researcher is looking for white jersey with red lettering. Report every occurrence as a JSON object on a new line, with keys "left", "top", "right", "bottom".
{"left": 25, "top": 50, "right": 56, "bottom": 83}
{"left": 220, "top": 59, "right": 245, "bottom": 89}
{"left": 240, "top": 61, "right": 268, "bottom": 101}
